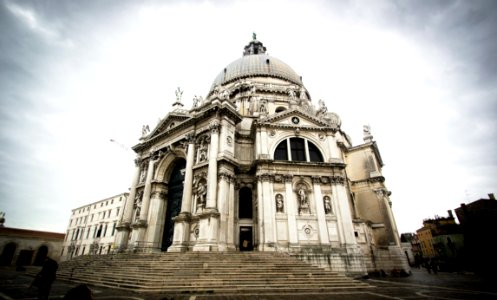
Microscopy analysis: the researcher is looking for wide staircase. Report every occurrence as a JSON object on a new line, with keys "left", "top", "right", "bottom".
{"left": 48, "top": 252, "right": 371, "bottom": 294}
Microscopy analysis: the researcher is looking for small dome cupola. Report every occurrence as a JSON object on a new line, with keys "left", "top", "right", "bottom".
{"left": 243, "top": 33, "right": 267, "bottom": 56}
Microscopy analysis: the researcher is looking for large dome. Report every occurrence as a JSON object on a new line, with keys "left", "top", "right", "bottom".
{"left": 209, "top": 38, "right": 303, "bottom": 92}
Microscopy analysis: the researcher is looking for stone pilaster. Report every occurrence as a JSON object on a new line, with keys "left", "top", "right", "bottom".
{"left": 284, "top": 174, "right": 299, "bottom": 248}
{"left": 332, "top": 181, "right": 357, "bottom": 249}
{"left": 312, "top": 176, "right": 330, "bottom": 246}
{"left": 227, "top": 176, "right": 236, "bottom": 250}
{"left": 260, "top": 174, "right": 275, "bottom": 251}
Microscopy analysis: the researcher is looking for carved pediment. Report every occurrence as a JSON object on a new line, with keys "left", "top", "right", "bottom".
{"left": 146, "top": 113, "right": 191, "bottom": 141}
{"left": 257, "top": 108, "right": 332, "bottom": 129}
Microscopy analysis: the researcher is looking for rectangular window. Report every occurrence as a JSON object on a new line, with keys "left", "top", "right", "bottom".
{"left": 111, "top": 223, "right": 116, "bottom": 236}
{"left": 116, "top": 208, "right": 120, "bottom": 217}
{"left": 86, "top": 226, "right": 91, "bottom": 239}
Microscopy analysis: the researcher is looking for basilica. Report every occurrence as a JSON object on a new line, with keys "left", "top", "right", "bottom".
{"left": 115, "top": 36, "right": 409, "bottom": 277}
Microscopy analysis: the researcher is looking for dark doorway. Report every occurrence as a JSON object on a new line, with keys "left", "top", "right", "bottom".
{"left": 17, "top": 250, "right": 34, "bottom": 266}
{"left": 239, "top": 187, "right": 253, "bottom": 219}
{"left": 162, "top": 159, "right": 186, "bottom": 251}
{"left": 34, "top": 245, "right": 48, "bottom": 266}
{"left": 0, "top": 242, "right": 16, "bottom": 266}
{"left": 239, "top": 226, "right": 253, "bottom": 251}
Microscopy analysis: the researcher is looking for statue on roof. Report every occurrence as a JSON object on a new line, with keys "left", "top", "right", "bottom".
{"left": 252, "top": 32, "right": 257, "bottom": 40}
{"left": 175, "top": 87, "right": 183, "bottom": 103}
{"left": 142, "top": 125, "right": 150, "bottom": 137}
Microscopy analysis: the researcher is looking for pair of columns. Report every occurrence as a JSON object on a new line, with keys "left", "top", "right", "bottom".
{"left": 170, "top": 120, "right": 223, "bottom": 252}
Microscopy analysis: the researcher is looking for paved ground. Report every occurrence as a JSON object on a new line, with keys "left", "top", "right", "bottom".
{"left": 1, "top": 266, "right": 497, "bottom": 300}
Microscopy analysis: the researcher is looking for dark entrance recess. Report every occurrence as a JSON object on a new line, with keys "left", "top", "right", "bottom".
{"left": 162, "top": 159, "right": 186, "bottom": 251}
{"left": 238, "top": 187, "right": 253, "bottom": 219}
{"left": 239, "top": 226, "right": 253, "bottom": 251}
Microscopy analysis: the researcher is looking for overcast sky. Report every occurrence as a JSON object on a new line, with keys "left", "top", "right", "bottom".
{"left": 1, "top": 0, "right": 496, "bottom": 235}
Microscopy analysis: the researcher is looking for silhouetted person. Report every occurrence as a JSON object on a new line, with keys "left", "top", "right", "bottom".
{"left": 31, "top": 257, "right": 58, "bottom": 300}
{"left": 63, "top": 284, "right": 93, "bottom": 300}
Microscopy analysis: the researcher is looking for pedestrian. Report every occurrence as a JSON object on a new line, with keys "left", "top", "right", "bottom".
{"left": 31, "top": 256, "right": 58, "bottom": 300}
{"left": 431, "top": 259, "right": 438, "bottom": 274}
{"left": 63, "top": 284, "right": 93, "bottom": 300}
{"left": 424, "top": 260, "right": 431, "bottom": 274}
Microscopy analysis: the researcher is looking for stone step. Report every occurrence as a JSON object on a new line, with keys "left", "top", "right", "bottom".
{"left": 51, "top": 252, "right": 370, "bottom": 294}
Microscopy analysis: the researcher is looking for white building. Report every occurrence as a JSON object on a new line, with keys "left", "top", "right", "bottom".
{"left": 61, "top": 193, "right": 128, "bottom": 261}
{"left": 111, "top": 37, "right": 408, "bottom": 277}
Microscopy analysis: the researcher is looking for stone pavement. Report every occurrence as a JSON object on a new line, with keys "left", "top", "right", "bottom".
{"left": 1, "top": 266, "right": 497, "bottom": 300}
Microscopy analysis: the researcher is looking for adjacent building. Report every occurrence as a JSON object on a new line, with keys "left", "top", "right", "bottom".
{"left": 112, "top": 37, "right": 409, "bottom": 277}
{"left": 60, "top": 193, "right": 128, "bottom": 261}
{"left": 416, "top": 211, "right": 463, "bottom": 270}
{"left": 455, "top": 193, "right": 497, "bottom": 275}
{"left": 0, "top": 213, "right": 64, "bottom": 266}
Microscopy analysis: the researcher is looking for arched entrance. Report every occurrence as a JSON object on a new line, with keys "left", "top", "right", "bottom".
{"left": 0, "top": 243, "right": 17, "bottom": 266}
{"left": 33, "top": 245, "right": 48, "bottom": 266}
{"left": 161, "top": 159, "right": 186, "bottom": 251}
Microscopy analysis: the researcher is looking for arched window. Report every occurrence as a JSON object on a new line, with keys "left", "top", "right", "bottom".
{"left": 274, "top": 140, "right": 288, "bottom": 160}
{"left": 274, "top": 138, "right": 324, "bottom": 162}
{"left": 308, "top": 141, "right": 324, "bottom": 162}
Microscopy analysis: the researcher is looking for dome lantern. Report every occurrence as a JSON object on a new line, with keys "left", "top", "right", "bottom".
{"left": 243, "top": 33, "right": 267, "bottom": 56}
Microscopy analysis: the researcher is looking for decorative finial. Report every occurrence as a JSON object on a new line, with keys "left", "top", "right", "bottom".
{"left": 252, "top": 32, "right": 257, "bottom": 40}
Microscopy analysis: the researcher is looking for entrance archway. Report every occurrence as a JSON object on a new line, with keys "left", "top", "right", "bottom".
{"left": 161, "top": 159, "right": 186, "bottom": 251}
{"left": 0, "top": 243, "right": 17, "bottom": 266}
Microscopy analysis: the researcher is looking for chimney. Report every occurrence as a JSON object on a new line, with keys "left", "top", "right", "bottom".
{"left": 447, "top": 210, "right": 454, "bottom": 219}
{"left": 488, "top": 193, "right": 496, "bottom": 200}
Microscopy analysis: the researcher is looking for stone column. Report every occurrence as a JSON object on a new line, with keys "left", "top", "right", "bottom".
{"left": 312, "top": 176, "right": 330, "bottom": 246}
{"left": 169, "top": 134, "right": 195, "bottom": 252}
{"left": 217, "top": 172, "right": 230, "bottom": 250}
{"left": 206, "top": 121, "right": 220, "bottom": 209}
{"left": 144, "top": 183, "right": 167, "bottom": 252}
{"left": 135, "top": 156, "right": 158, "bottom": 248}
{"left": 284, "top": 175, "right": 299, "bottom": 248}
{"left": 227, "top": 176, "right": 235, "bottom": 250}
{"left": 139, "top": 157, "right": 157, "bottom": 221}
{"left": 115, "top": 158, "right": 141, "bottom": 251}
{"left": 180, "top": 133, "right": 196, "bottom": 213}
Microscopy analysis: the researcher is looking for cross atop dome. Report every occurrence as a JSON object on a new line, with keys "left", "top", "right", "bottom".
{"left": 243, "top": 33, "right": 266, "bottom": 56}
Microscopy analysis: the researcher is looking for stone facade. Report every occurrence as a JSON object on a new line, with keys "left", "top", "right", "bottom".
{"left": 60, "top": 193, "right": 128, "bottom": 261}
{"left": 114, "top": 37, "right": 409, "bottom": 277}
